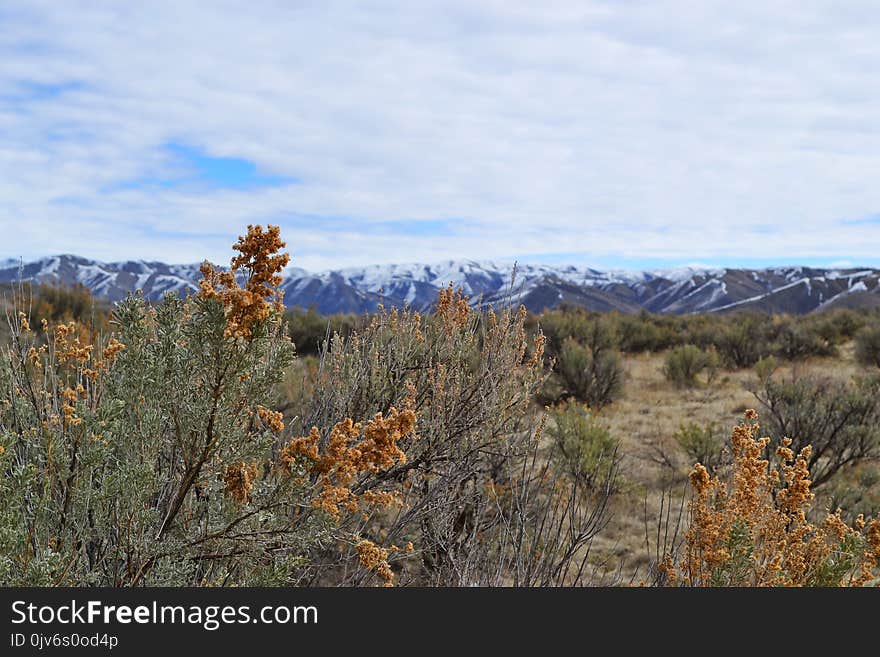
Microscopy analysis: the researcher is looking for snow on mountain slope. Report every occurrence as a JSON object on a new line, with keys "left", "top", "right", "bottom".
{"left": 2, "top": 255, "right": 878, "bottom": 315}
{"left": 0, "top": 255, "right": 202, "bottom": 302}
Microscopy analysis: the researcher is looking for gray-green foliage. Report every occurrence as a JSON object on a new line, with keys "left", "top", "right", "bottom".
{"left": 826, "top": 465, "right": 880, "bottom": 524}
{"left": 772, "top": 319, "right": 835, "bottom": 360}
{"left": 716, "top": 315, "right": 771, "bottom": 368}
{"left": 753, "top": 355, "right": 779, "bottom": 383}
{"left": 0, "top": 291, "right": 330, "bottom": 586}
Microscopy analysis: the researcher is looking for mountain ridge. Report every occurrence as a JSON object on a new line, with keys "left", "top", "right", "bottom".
{"left": 2, "top": 255, "right": 879, "bottom": 315}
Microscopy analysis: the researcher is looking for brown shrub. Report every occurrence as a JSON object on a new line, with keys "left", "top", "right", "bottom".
{"left": 657, "top": 412, "right": 880, "bottom": 587}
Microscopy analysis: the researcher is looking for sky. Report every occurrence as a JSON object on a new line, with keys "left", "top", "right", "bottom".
{"left": 2, "top": 1, "right": 880, "bottom": 272}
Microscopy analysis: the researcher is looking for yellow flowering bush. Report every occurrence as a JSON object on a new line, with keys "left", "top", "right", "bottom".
{"left": 658, "top": 411, "right": 880, "bottom": 587}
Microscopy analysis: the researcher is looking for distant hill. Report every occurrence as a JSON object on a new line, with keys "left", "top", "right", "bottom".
{"left": 2, "top": 255, "right": 879, "bottom": 315}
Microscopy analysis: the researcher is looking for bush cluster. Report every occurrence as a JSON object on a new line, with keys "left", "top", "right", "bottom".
{"left": 0, "top": 282, "right": 109, "bottom": 344}
{"left": 535, "top": 315, "right": 624, "bottom": 408}
{"left": 672, "top": 421, "right": 727, "bottom": 472}
{"left": 537, "top": 306, "right": 870, "bottom": 367}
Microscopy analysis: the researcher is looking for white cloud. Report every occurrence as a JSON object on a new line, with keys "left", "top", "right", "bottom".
{"left": 2, "top": 0, "right": 880, "bottom": 269}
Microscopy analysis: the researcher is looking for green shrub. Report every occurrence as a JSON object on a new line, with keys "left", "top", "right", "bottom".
{"left": 753, "top": 355, "right": 778, "bottom": 382}
{"left": 814, "top": 309, "right": 868, "bottom": 344}
{"left": 555, "top": 336, "right": 624, "bottom": 409}
{"left": 771, "top": 318, "right": 835, "bottom": 360}
{"left": 716, "top": 314, "right": 772, "bottom": 368}
{"left": 1, "top": 235, "right": 618, "bottom": 587}
{"left": 38, "top": 281, "right": 105, "bottom": 323}
{"left": 539, "top": 309, "right": 616, "bottom": 353}
{"left": 0, "top": 282, "right": 109, "bottom": 344}
{"left": 663, "top": 345, "right": 715, "bottom": 388}
{"left": 855, "top": 325, "right": 880, "bottom": 369}
{"left": 0, "top": 227, "right": 309, "bottom": 585}
{"left": 549, "top": 400, "right": 620, "bottom": 483}
{"left": 826, "top": 465, "right": 880, "bottom": 524}
{"left": 533, "top": 307, "right": 879, "bottom": 367}
{"left": 286, "top": 307, "right": 357, "bottom": 356}
{"left": 616, "top": 313, "right": 672, "bottom": 353}
{"left": 673, "top": 421, "right": 726, "bottom": 471}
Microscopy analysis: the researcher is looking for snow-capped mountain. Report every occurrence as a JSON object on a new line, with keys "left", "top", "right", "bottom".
{"left": 2, "top": 255, "right": 879, "bottom": 315}
{"left": 0, "top": 255, "right": 203, "bottom": 301}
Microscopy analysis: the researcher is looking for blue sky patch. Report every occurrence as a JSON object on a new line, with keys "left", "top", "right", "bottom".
{"left": 112, "top": 142, "right": 297, "bottom": 192}
{"left": 840, "top": 214, "right": 880, "bottom": 226}
{"left": 163, "top": 142, "right": 296, "bottom": 190}
{"left": 1, "top": 80, "right": 85, "bottom": 107}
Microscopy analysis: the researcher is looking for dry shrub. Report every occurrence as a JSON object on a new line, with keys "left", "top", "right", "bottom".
{"left": 657, "top": 411, "right": 880, "bottom": 587}
{"left": 198, "top": 224, "right": 289, "bottom": 339}
{"left": 290, "top": 285, "right": 618, "bottom": 585}
{"left": 279, "top": 407, "right": 414, "bottom": 522}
